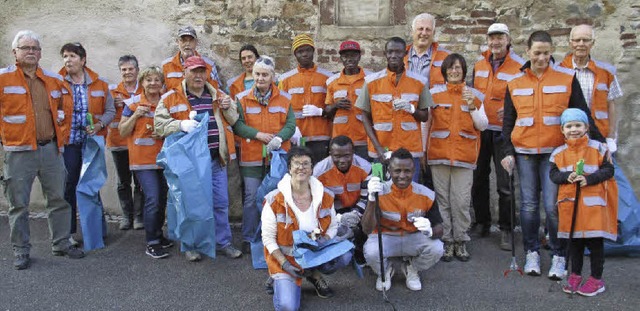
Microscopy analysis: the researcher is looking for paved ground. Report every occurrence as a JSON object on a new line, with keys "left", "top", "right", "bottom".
{"left": 1, "top": 217, "right": 638, "bottom": 311}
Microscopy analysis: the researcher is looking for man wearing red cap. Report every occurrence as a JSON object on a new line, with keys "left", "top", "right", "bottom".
{"left": 325, "top": 41, "right": 370, "bottom": 160}
{"left": 155, "top": 56, "right": 242, "bottom": 262}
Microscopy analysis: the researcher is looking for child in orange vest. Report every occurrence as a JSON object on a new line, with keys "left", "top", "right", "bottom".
{"left": 549, "top": 108, "right": 617, "bottom": 297}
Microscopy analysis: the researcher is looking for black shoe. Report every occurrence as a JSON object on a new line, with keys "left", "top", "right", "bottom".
{"left": 480, "top": 223, "right": 491, "bottom": 237}
{"left": 307, "top": 275, "right": 334, "bottom": 298}
{"left": 160, "top": 237, "right": 174, "bottom": 249}
{"left": 265, "top": 276, "right": 274, "bottom": 295}
{"left": 146, "top": 244, "right": 169, "bottom": 259}
{"left": 14, "top": 254, "right": 30, "bottom": 270}
{"left": 53, "top": 245, "right": 85, "bottom": 259}
{"left": 242, "top": 241, "right": 252, "bottom": 254}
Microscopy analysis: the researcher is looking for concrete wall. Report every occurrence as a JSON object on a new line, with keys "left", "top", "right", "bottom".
{"left": 1, "top": 0, "right": 638, "bottom": 215}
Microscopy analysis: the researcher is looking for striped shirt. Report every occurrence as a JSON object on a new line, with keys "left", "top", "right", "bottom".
{"left": 69, "top": 83, "right": 89, "bottom": 144}
{"left": 186, "top": 88, "right": 220, "bottom": 159}
{"left": 407, "top": 45, "right": 432, "bottom": 80}
{"left": 572, "top": 58, "right": 624, "bottom": 108}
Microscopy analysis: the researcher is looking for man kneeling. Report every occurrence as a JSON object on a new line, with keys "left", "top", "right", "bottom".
{"left": 362, "top": 148, "right": 444, "bottom": 291}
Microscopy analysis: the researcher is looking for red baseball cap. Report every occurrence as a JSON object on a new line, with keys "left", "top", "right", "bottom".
{"left": 339, "top": 41, "right": 361, "bottom": 53}
{"left": 183, "top": 56, "right": 207, "bottom": 70}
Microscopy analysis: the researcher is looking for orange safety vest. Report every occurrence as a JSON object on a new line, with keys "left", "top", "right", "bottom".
{"left": 550, "top": 135, "right": 617, "bottom": 240}
{"left": 427, "top": 83, "right": 485, "bottom": 169}
{"left": 124, "top": 93, "right": 164, "bottom": 170}
{"left": 236, "top": 84, "right": 292, "bottom": 166}
{"left": 279, "top": 64, "right": 333, "bottom": 141}
{"left": 313, "top": 154, "right": 371, "bottom": 211}
{"left": 325, "top": 67, "right": 369, "bottom": 146}
{"left": 507, "top": 64, "right": 575, "bottom": 154}
{"left": 375, "top": 181, "right": 435, "bottom": 235}
{"left": 365, "top": 69, "right": 425, "bottom": 158}
{"left": 59, "top": 66, "right": 110, "bottom": 137}
{"left": 162, "top": 51, "right": 220, "bottom": 91}
{"left": 108, "top": 81, "right": 142, "bottom": 150}
{"left": 0, "top": 64, "right": 71, "bottom": 152}
{"left": 227, "top": 72, "right": 248, "bottom": 100}
{"left": 263, "top": 187, "right": 334, "bottom": 285}
{"left": 404, "top": 42, "right": 450, "bottom": 88}
{"left": 473, "top": 49, "right": 525, "bottom": 131}
{"left": 559, "top": 54, "right": 617, "bottom": 138}
{"left": 159, "top": 81, "right": 231, "bottom": 165}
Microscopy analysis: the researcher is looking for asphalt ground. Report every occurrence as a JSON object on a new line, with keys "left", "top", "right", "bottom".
{"left": 1, "top": 217, "right": 639, "bottom": 311}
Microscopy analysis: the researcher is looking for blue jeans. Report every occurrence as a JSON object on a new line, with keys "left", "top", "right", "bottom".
{"left": 516, "top": 153, "right": 562, "bottom": 256}
{"left": 212, "top": 158, "right": 233, "bottom": 248}
{"left": 135, "top": 169, "right": 167, "bottom": 244}
{"left": 241, "top": 176, "right": 262, "bottom": 242}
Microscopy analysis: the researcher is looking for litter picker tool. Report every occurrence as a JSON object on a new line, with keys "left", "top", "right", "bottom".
{"left": 371, "top": 162, "right": 396, "bottom": 310}
{"left": 504, "top": 171, "right": 523, "bottom": 277}
{"left": 565, "top": 159, "right": 585, "bottom": 297}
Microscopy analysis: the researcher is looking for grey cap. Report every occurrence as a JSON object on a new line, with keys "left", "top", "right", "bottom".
{"left": 178, "top": 26, "right": 197, "bottom": 38}
{"left": 487, "top": 23, "right": 509, "bottom": 36}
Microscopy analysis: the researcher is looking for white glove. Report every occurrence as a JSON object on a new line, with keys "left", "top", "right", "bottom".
{"left": 302, "top": 104, "right": 323, "bottom": 117}
{"left": 393, "top": 99, "right": 415, "bottom": 114}
{"left": 411, "top": 216, "right": 432, "bottom": 237}
{"left": 606, "top": 138, "right": 617, "bottom": 153}
{"left": 367, "top": 177, "right": 383, "bottom": 201}
{"left": 291, "top": 127, "right": 302, "bottom": 146}
{"left": 180, "top": 119, "right": 198, "bottom": 133}
{"left": 57, "top": 110, "right": 65, "bottom": 123}
{"left": 266, "top": 136, "right": 283, "bottom": 152}
{"left": 383, "top": 150, "right": 392, "bottom": 160}
{"left": 340, "top": 210, "right": 362, "bottom": 228}
{"left": 189, "top": 111, "right": 197, "bottom": 120}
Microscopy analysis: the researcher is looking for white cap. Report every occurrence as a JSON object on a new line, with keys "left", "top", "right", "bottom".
{"left": 487, "top": 23, "right": 509, "bottom": 36}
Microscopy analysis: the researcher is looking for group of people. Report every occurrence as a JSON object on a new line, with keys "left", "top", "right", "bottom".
{"left": 0, "top": 10, "right": 622, "bottom": 310}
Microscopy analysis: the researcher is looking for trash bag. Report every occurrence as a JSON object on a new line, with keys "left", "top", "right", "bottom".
{"left": 251, "top": 149, "right": 288, "bottom": 269}
{"left": 292, "top": 230, "right": 354, "bottom": 269}
{"left": 604, "top": 160, "right": 640, "bottom": 257}
{"left": 77, "top": 135, "right": 107, "bottom": 251}
{"left": 157, "top": 112, "right": 215, "bottom": 259}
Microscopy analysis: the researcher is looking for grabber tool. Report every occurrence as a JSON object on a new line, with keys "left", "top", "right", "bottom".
{"left": 504, "top": 172, "right": 523, "bottom": 277}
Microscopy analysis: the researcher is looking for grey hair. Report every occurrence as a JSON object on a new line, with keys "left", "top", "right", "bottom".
{"left": 412, "top": 13, "right": 436, "bottom": 31}
{"left": 12, "top": 30, "right": 41, "bottom": 49}
{"left": 569, "top": 24, "right": 595, "bottom": 41}
{"left": 253, "top": 55, "right": 276, "bottom": 76}
{"left": 118, "top": 55, "right": 139, "bottom": 69}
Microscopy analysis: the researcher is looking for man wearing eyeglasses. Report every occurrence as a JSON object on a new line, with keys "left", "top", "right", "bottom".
{"left": 0, "top": 30, "right": 84, "bottom": 270}
{"left": 559, "top": 24, "right": 623, "bottom": 151}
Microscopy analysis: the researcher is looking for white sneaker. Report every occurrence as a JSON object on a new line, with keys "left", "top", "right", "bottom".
{"left": 185, "top": 251, "right": 202, "bottom": 262}
{"left": 548, "top": 255, "right": 566, "bottom": 280}
{"left": 524, "top": 251, "right": 541, "bottom": 276}
{"left": 403, "top": 262, "right": 422, "bottom": 291}
{"left": 375, "top": 266, "right": 394, "bottom": 291}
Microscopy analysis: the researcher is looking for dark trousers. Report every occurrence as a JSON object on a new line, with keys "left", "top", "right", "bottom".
{"left": 471, "top": 130, "right": 512, "bottom": 231}
{"left": 63, "top": 144, "right": 83, "bottom": 234}
{"left": 306, "top": 140, "right": 329, "bottom": 165}
{"left": 570, "top": 237, "right": 604, "bottom": 279}
{"left": 134, "top": 169, "right": 168, "bottom": 244}
{"left": 111, "top": 150, "right": 144, "bottom": 221}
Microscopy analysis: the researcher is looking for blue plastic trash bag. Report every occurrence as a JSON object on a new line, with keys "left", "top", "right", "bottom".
{"left": 251, "top": 149, "right": 288, "bottom": 269}
{"left": 157, "top": 112, "right": 216, "bottom": 259}
{"left": 604, "top": 160, "right": 640, "bottom": 257}
{"left": 292, "top": 230, "right": 354, "bottom": 269}
{"left": 77, "top": 135, "right": 107, "bottom": 251}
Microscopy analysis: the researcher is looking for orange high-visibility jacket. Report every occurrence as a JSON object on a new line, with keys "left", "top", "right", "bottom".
{"left": 404, "top": 42, "right": 450, "bottom": 88}
{"left": 236, "top": 85, "right": 292, "bottom": 166}
{"left": 0, "top": 64, "right": 71, "bottom": 152}
{"left": 375, "top": 181, "right": 435, "bottom": 235}
{"left": 313, "top": 154, "right": 371, "bottom": 211}
{"left": 365, "top": 69, "right": 426, "bottom": 158}
{"left": 559, "top": 54, "right": 617, "bottom": 138}
{"left": 473, "top": 49, "right": 525, "bottom": 131}
{"left": 550, "top": 136, "right": 617, "bottom": 241}
{"left": 162, "top": 52, "right": 220, "bottom": 91}
{"left": 108, "top": 82, "right": 142, "bottom": 150}
{"left": 227, "top": 72, "right": 247, "bottom": 100}
{"left": 507, "top": 65, "right": 575, "bottom": 154}
{"left": 263, "top": 185, "right": 334, "bottom": 286}
{"left": 124, "top": 93, "right": 164, "bottom": 170}
{"left": 278, "top": 65, "right": 333, "bottom": 141}
{"left": 59, "top": 66, "right": 111, "bottom": 137}
{"left": 427, "top": 83, "right": 485, "bottom": 169}
{"left": 325, "top": 67, "right": 370, "bottom": 146}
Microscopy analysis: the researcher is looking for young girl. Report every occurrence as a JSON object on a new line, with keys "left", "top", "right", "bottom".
{"left": 549, "top": 108, "right": 618, "bottom": 296}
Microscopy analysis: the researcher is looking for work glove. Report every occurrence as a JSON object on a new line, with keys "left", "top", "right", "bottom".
{"left": 290, "top": 127, "right": 302, "bottom": 146}
{"left": 383, "top": 150, "right": 392, "bottom": 160}
{"left": 57, "top": 110, "right": 65, "bottom": 123}
{"left": 606, "top": 138, "right": 617, "bottom": 153}
{"left": 340, "top": 210, "right": 362, "bottom": 229}
{"left": 367, "top": 177, "right": 383, "bottom": 201}
{"left": 189, "top": 111, "right": 197, "bottom": 120}
{"left": 393, "top": 99, "right": 415, "bottom": 114}
{"left": 266, "top": 136, "right": 283, "bottom": 152}
{"left": 411, "top": 216, "right": 432, "bottom": 237}
{"left": 501, "top": 155, "right": 515, "bottom": 176}
{"left": 302, "top": 104, "right": 323, "bottom": 117}
{"left": 180, "top": 119, "right": 198, "bottom": 133}
{"left": 335, "top": 224, "right": 354, "bottom": 241}
{"left": 281, "top": 261, "right": 303, "bottom": 277}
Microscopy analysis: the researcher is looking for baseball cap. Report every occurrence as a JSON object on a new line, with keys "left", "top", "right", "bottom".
{"left": 178, "top": 26, "right": 197, "bottom": 38}
{"left": 339, "top": 41, "right": 361, "bottom": 53}
{"left": 487, "top": 23, "right": 510, "bottom": 36}
{"left": 183, "top": 56, "right": 207, "bottom": 70}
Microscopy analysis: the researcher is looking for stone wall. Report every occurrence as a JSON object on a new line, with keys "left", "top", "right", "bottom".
{"left": 1, "top": 0, "right": 638, "bottom": 215}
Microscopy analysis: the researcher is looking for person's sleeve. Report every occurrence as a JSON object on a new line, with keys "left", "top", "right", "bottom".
{"left": 325, "top": 203, "right": 339, "bottom": 239}
{"left": 425, "top": 201, "right": 443, "bottom": 225}
{"left": 122, "top": 105, "right": 134, "bottom": 117}
{"left": 585, "top": 152, "right": 615, "bottom": 185}
{"left": 230, "top": 101, "right": 259, "bottom": 139}
{"left": 261, "top": 199, "right": 280, "bottom": 254}
{"left": 276, "top": 105, "right": 296, "bottom": 140}
{"left": 568, "top": 77, "right": 605, "bottom": 142}
{"left": 100, "top": 89, "right": 116, "bottom": 126}
{"left": 470, "top": 102, "right": 488, "bottom": 131}
{"left": 153, "top": 98, "right": 182, "bottom": 137}
{"left": 355, "top": 174, "right": 371, "bottom": 213}
{"left": 354, "top": 83, "right": 371, "bottom": 113}
{"left": 210, "top": 65, "right": 224, "bottom": 91}
{"left": 549, "top": 161, "right": 572, "bottom": 185}
{"left": 501, "top": 87, "right": 517, "bottom": 157}
{"left": 418, "top": 85, "right": 434, "bottom": 110}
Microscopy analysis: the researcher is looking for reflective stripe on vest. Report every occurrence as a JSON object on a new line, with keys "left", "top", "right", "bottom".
{"left": 3, "top": 115, "right": 27, "bottom": 124}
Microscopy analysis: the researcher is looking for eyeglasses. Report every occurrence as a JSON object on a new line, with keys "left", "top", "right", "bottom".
{"left": 291, "top": 161, "right": 312, "bottom": 169}
{"left": 570, "top": 38, "right": 593, "bottom": 44}
{"left": 16, "top": 46, "right": 41, "bottom": 52}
